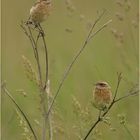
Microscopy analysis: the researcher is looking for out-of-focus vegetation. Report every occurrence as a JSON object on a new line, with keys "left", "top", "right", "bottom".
{"left": 1, "top": 0, "right": 139, "bottom": 140}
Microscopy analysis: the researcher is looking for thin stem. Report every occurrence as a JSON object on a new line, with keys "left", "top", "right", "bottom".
{"left": 124, "top": 11, "right": 137, "bottom": 60}
{"left": 21, "top": 22, "right": 50, "bottom": 140}
{"left": 27, "top": 26, "right": 43, "bottom": 87}
{"left": 113, "top": 73, "right": 122, "bottom": 101}
{"left": 35, "top": 24, "right": 49, "bottom": 140}
{"left": 45, "top": 11, "right": 112, "bottom": 120}
{"left": 114, "top": 90, "right": 139, "bottom": 103}
{"left": 20, "top": 23, "right": 37, "bottom": 59}
{"left": 83, "top": 118, "right": 101, "bottom": 140}
{"left": 38, "top": 24, "right": 49, "bottom": 89}
{"left": 86, "top": 10, "right": 107, "bottom": 41}
{"left": 1, "top": 84, "right": 38, "bottom": 140}
{"left": 88, "top": 19, "right": 112, "bottom": 41}
{"left": 102, "top": 73, "right": 122, "bottom": 117}
{"left": 35, "top": 32, "right": 40, "bottom": 46}
{"left": 46, "top": 80, "right": 53, "bottom": 140}
{"left": 41, "top": 81, "right": 53, "bottom": 140}
{"left": 21, "top": 23, "right": 43, "bottom": 87}
{"left": 98, "top": 110, "right": 102, "bottom": 119}
{"left": 41, "top": 92, "right": 48, "bottom": 140}
{"left": 123, "top": 124, "right": 135, "bottom": 140}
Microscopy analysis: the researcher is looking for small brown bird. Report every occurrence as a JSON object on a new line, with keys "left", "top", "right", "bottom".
{"left": 93, "top": 81, "right": 112, "bottom": 111}
{"left": 29, "top": 0, "right": 52, "bottom": 24}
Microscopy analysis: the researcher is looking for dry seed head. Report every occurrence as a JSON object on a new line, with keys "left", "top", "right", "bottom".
{"left": 131, "top": 13, "right": 139, "bottom": 28}
{"left": 65, "top": 0, "right": 71, "bottom": 5}
{"left": 16, "top": 110, "right": 32, "bottom": 140}
{"left": 110, "top": 28, "right": 124, "bottom": 44}
{"left": 54, "top": 125, "right": 64, "bottom": 134}
{"left": 65, "top": 28, "right": 73, "bottom": 33}
{"left": 86, "top": 20, "right": 92, "bottom": 30}
{"left": 72, "top": 96, "right": 82, "bottom": 115}
{"left": 16, "top": 89, "right": 27, "bottom": 97}
{"left": 132, "top": 20, "right": 138, "bottom": 28}
{"left": 110, "top": 127, "right": 117, "bottom": 132}
{"left": 116, "top": 0, "right": 124, "bottom": 7}
{"left": 94, "top": 129, "right": 102, "bottom": 137}
{"left": 124, "top": 0, "right": 131, "bottom": 11}
{"left": 115, "top": 12, "right": 124, "bottom": 21}
{"left": 79, "top": 14, "right": 85, "bottom": 21}
{"left": 22, "top": 55, "right": 38, "bottom": 85}
{"left": 102, "top": 117, "right": 111, "bottom": 126}
{"left": 65, "top": 0, "right": 76, "bottom": 14}
{"left": 117, "top": 114, "right": 126, "bottom": 124}
{"left": 34, "top": 119, "right": 41, "bottom": 126}
{"left": 111, "top": 28, "right": 118, "bottom": 37}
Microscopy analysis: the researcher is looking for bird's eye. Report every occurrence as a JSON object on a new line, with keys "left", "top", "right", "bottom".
{"left": 99, "top": 83, "right": 106, "bottom": 86}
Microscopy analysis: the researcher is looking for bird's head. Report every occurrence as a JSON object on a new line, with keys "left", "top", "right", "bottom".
{"left": 95, "top": 81, "right": 111, "bottom": 89}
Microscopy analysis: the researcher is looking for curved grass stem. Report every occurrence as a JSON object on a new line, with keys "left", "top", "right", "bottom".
{"left": 45, "top": 10, "right": 112, "bottom": 121}
{"left": 1, "top": 83, "right": 38, "bottom": 140}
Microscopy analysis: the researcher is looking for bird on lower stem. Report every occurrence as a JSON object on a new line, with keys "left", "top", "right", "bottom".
{"left": 92, "top": 81, "right": 112, "bottom": 113}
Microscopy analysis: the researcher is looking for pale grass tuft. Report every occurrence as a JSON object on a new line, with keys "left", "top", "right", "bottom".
{"left": 125, "top": 1, "right": 131, "bottom": 12}
{"left": 16, "top": 89, "right": 27, "bottom": 97}
{"left": 110, "top": 28, "right": 124, "bottom": 45}
{"left": 72, "top": 96, "right": 82, "bottom": 115}
{"left": 65, "top": 0, "right": 76, "bottom": 17}
{"left": 117, "top": 114, "right": 126, "bottom": 124}
{"left": 110, "top": 127, "right": 117, "bottom": 132}
{"left": 16, "top": 110, "right": 33, "bottom": 140}
{"left": 65, "top": 0, "right": 76, "bottom": 12}
{"left": 102, "top": 116, "right": 111, "bottom": 126}
{"left": 34, "top": 119, "right": 41, "bottom": 126}
{"left": 22, "top": 55, "right": 38, "bottom": 85}
{"left": 116, "top": 0, "right": 124, "bottom": 7}
{"left": 79, "top": 15, "right": 85, "bottom": 21}
{"left": 65, "top": 28, "right": 73, "bottom": 33}
{"left": 53, "top": 125, "right": 64, "bottom": 135}
{"left": 72, "top": 96, "right": 92, "bottom": 122}
{"left": 115, "top": 12, "right": 124, "bottom": 21}
{"left": 94, "top": 129, "right": 102, "bottom": 138}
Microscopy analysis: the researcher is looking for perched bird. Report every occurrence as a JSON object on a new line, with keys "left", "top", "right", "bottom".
{"left": 93, "top": 81, "right": 112, "bottom": 111}
{"left": 29, "top": 0, "right": 52, "bottom": 24}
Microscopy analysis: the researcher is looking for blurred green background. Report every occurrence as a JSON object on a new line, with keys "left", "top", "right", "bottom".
{"left": 1, "top": 0, "right": 139, "bottom": 140}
